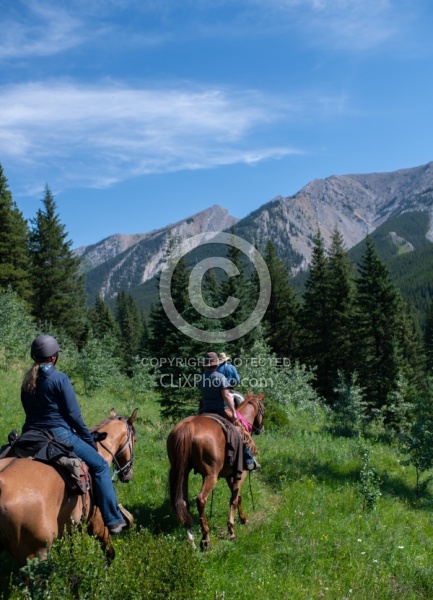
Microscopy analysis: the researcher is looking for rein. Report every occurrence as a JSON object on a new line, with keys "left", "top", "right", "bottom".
{"left": 251, "top": 399, "right": 265, "bottom": 434}
{"left": 240, "top": 397, "right": 265, "bottom": 434}
{"left": 98, "top": 417, "right": 135, "bottom": 482}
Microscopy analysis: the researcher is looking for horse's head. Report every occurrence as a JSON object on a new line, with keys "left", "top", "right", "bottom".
{"left": 93, "top": 408, "right": 138, "bottom": 483}
{"left": 241, "top": 392, "right": 265, "bottom": 434}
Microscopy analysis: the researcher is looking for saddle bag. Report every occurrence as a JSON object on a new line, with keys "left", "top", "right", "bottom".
{"left": 1, "top": 428, "right": 90, "bottom": 495}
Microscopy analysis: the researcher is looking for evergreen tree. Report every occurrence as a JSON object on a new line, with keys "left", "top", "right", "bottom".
{"left": 149, "top": 242, "right": 231, "bottom": 419}
{"left": 148, "top": 250, "right": 194, "bottom": 419}
{"left": 298, "top": 230, "right": 331, "bottom": 400}
{"left": 0, "top": 164, "right": 31, "bottom": 300}
{"left": 395, "top": 300, "right": 426, "bottom": 397}
{"left": 29, "top": 186, "right": 86, "bottom": 342}
{"left": 148, "top": 250, "right": 189, "bottom": 363}
{"left": 399, "top": 381, "right": 433, "bottom": 494}
{"left": 202, "top": 268, "right": 220, "bottom": 309}
{"left": 115, "top": 290, "right": 142, "bottom": 373}
{"left": 218, "top": 231, "right": 259, "bottom": 356}
{"left": 89, "top": 294, "right": 118, "bottom": 340}
{"left": 353, "top": 237, "right": 402, "bottom": 420}
{"left": 424, "top": 300, "right": 433, "bottom": 372}
{"left": 326, "top": 229, "right": 356, "bottom": 402}
{"left": 138, "top": 310, "right": 151, "bottom": 358}
{"left": 262, "top": 240, "right": 299, "bottom": 360}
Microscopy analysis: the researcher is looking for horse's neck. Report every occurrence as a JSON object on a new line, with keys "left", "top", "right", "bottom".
{"left": 239, "top": 401, "right": 256, "bottom": 425}
{"left": 98, "top": 427, "right": 124, "bottom": 465}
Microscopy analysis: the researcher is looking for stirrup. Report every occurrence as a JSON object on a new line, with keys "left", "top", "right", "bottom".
{"left": 118, "top": 504, "right": 134, "bottom": 528}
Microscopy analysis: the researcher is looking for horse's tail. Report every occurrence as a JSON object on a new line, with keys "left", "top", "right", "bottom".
{"left": 167, "top": 422, "right": 193, "bottom": 528}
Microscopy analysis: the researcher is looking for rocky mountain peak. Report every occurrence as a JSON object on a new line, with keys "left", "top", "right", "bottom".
{"left": 78, "top": 204, "right": 238, "bottom": 300}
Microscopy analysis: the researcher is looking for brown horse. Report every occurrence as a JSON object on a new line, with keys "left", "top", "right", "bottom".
{"left": 0, "top": 408, "right": 137, "bottom": 567}
{"left": 167, "top": 392, "right": 265, "bottom": 549}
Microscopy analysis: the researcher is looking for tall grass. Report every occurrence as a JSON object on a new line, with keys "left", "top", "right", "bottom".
{"left": 1, "top": 365, "right": 433, "bottom": 599}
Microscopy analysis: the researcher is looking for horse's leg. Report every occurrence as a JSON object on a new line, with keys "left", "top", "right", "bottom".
{"left": 236, "top": 491, "right": 249, "bottom": 525}
{"left": 182, "top": 467, "right": 196, "bottom": 549}
{"left": 87, "top": 505, "right": 115, "bottom": 564}
{"left": 226, "top": 471, "right": 248, "bottom": 539}
{"left": 196, "top": 473, "right": 218, "bottom": 551}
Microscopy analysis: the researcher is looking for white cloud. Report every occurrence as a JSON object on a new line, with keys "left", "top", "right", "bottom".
{"left": 0, "top": 0, "right": 411, "bottom": 61}
{"left": 250, "top": 0, "right": 403, "bottom": 51}
{"left": 0, "top": 1, "right": 91, "bottom": 60}
{"left": 0, "top": 81, "right": 315, "bottom": 193}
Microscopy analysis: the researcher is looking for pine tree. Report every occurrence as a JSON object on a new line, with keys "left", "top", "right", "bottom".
{"left": 115, "top": 290, "right": 142, "bottom": 373}
{"left": 298, "top": 230, "right": 331, "bottom": 399}
{"left": 148, "top": 251, "right": 194, "bottom": 419}
{"left": 89, "top": 294, "right": 118, "bottom": 340}
{"left": 218, "top": 232, "right": 259, "bottom": 356}
{"left": 399, "top": 381, "right": 433, "bottom": 494}
{"left": 326, "top": 229, "right": 356, "bottom": 402}
{"left": 424, "top": 300, "right": 433, "bottom": 372}
{"left": 396, "top": 300, "right": 426, "bottom": 397}
{"left": 353, "top": 237, "right": 402, "bottom": 420}
{"left": 262, "top": 240, "right": 299, "bottom": 360}
{"left": 148, "top": 249, "right": 189, "bottom": 363}
{"left": 0, "top": 164, "right": 31, "bottom": 300}
{"left": 29, "top": 186, "right": 86, "bottom": 341}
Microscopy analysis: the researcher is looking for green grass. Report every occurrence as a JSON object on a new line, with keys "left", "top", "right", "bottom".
{"left": 1, "top": 366, "right": 433, "bottom": 598}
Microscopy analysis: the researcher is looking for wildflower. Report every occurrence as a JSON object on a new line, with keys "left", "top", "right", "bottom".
{"left": 398, "top": 545, "right": 404, "bottom": 549}
{"left": 357, "top": 539, "right": 362, "bottom": 542}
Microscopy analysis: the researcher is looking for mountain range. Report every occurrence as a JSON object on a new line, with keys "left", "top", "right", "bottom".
{"left": 77, "top": 161, "right": 433, "bottom": 314}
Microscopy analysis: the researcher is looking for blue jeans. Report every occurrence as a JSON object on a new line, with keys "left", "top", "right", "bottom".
{"left": 50, "top": 426, "right": 123, "bottom": 529}
{"left": 243, "top": 444, "right": 254, "bottom": 466}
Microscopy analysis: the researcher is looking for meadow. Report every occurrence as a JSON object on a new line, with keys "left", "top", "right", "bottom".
{"left": 1, "top": 365, "right": 433, "bottom": 599}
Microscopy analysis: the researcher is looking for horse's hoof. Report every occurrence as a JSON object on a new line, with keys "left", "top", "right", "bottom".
{"left": 200, "top": 540, "right": 211, "bottom": 551}
{"left": 228, "top": 533, "right": 236, "bottom": 541}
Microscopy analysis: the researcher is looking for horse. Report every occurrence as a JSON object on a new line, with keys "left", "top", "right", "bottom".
{"left": 0, "top": 408, "right": 137, "bottom": 567}
{"left": 167, "top": 392, "right": 265, "bottom": 550}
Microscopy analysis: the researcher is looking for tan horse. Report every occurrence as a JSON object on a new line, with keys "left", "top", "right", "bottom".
{"left": 0, "top": 408, "right": 137, "bottom": 567}
{"left": 167, "top": 392, "right": 265, "bottom": 549}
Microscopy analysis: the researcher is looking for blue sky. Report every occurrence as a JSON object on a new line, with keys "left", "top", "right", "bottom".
{"left": 1, "top": 0, "right": 432, "bottom": 248}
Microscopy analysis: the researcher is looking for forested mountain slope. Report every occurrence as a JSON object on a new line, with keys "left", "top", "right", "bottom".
{"left": 81, "top": 161, "right": 433, "bottom": 319}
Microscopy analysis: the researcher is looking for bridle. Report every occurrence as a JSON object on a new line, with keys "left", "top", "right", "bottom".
{"left": 99, "top": 417, "right": 136, "bottom": 482}
{"left": 251, "top": 399, "right": 265, "bottom": 435}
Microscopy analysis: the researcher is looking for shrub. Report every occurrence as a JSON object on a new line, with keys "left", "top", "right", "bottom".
{"left": 330, "top": 372, "right": 368, "bottom": 437}
{"left": 238, "top": 337, "right": 323, "bottom": 418}
{"left": 9, "top": 527, "right": 203, "bottom": 599}
{"left": 0, "top": 288, "right": 35, "bottom": 367}
{"left": 75, "top": 334, "right": 122, "bottom": 395}
{"left": 399, "top": 382, "right": 433, "bottom": 495}
{"left": 358, "top": 440, "right": 382, "bottom": 511}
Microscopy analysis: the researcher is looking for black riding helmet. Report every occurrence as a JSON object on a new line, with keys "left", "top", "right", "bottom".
{"left": 30, "top": 335, "right": 61, "bottom": 362}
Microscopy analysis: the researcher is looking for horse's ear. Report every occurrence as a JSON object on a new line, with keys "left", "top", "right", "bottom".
{"left": 110, "top": 408, "right": 117, "bottom": 418}
{"left": 93, "top": 431, "right": 107, "bottom": 442}
{"left": 128, "top": 408, "right": 138, "bottom": 425}
{"left": 259, "top": 393, "right": 266, "bottom": 400}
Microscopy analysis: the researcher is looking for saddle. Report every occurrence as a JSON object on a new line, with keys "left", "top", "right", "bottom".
{"left": 199, "top": 413, "right": 245, "bottom": 480}
{"left": 0, "top": 428, "right": 90, "bottom": 495}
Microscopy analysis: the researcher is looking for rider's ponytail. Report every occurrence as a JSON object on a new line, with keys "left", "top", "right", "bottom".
{"left": 21, "top": 363, "right": 40, "bottom": 393}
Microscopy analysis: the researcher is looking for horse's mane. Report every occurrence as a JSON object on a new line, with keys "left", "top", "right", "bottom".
{"left": 90, "top": 414, "right": 137, "bottom": 435}
{"left": 90, "top": 416, "right": 120, "bottom": 432}
{"left": 242, "top": 391, "right": 265, "bottom": 408}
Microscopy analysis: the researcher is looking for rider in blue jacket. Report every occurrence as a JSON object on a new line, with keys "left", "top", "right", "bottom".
{"left": 21, "top": 335, "right": 131, "bottom": 534}
{"left": 217, "top": 352, "right": 244, "bottom": 408}
{"left": 199, "top": 351, "right": 259, "bottom": 470}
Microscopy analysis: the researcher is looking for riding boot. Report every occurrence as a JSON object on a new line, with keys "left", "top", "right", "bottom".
{"left": 243, "top": 444, "right": 261, "bottom": 471}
